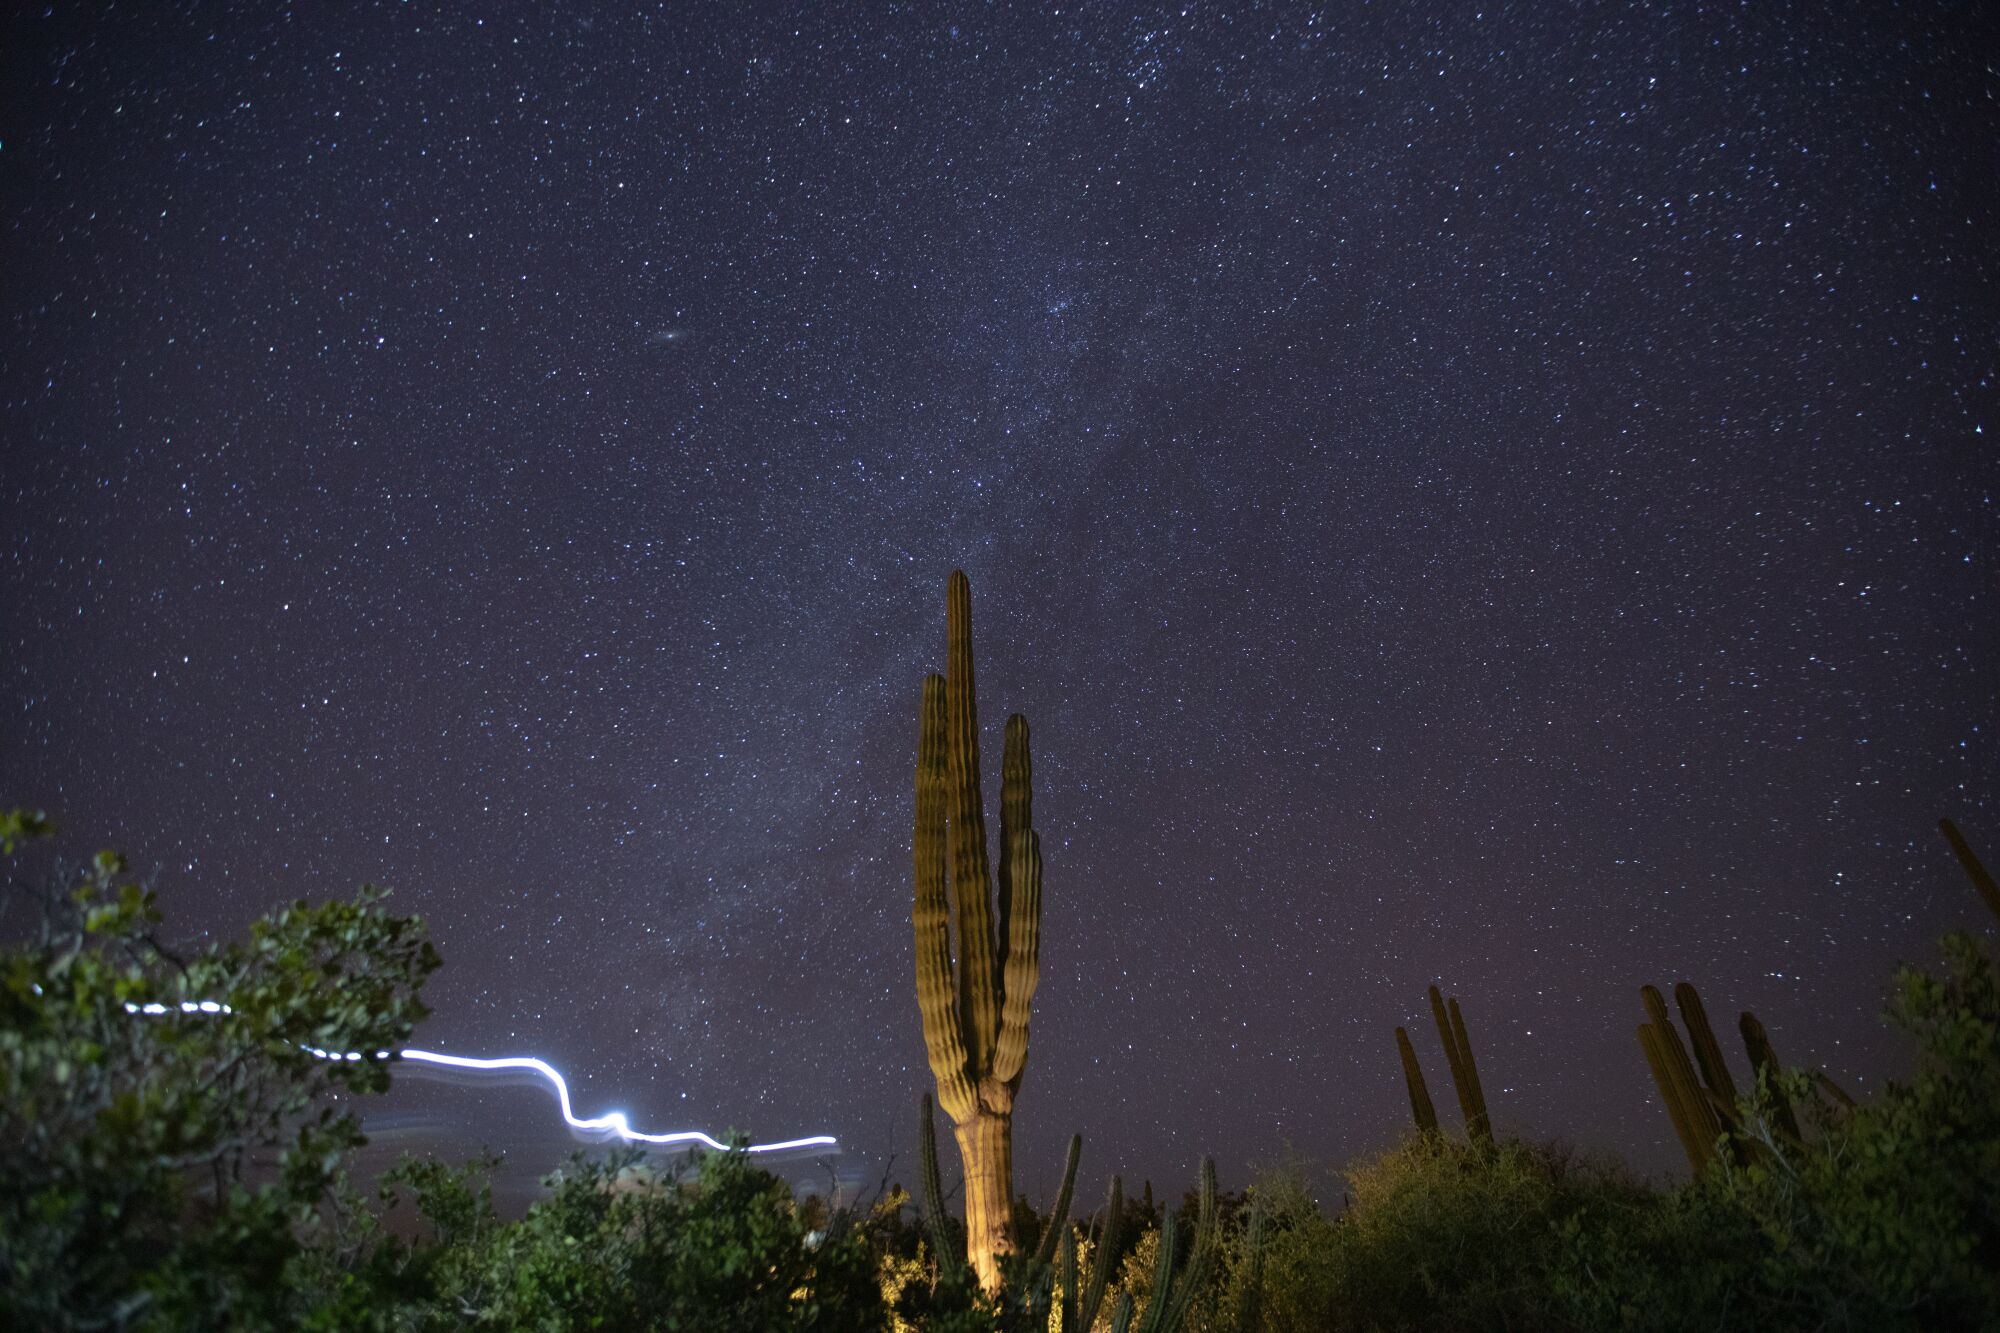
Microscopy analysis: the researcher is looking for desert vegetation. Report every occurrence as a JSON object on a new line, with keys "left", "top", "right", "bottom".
{"left": 3, "top": 805, "right": 1998, "bottom": 1329}
{"left": 3, "top": 580, "right": 1997, "bottom": 1329}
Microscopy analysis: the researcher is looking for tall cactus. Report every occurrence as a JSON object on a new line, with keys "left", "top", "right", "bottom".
{"left": 912, "top": 570, "right": 1045, "bottom": 1294}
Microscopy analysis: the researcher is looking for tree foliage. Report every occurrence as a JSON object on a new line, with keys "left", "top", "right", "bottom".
{"left": 1, "top": 821, "right": 438, "bottom": 1329}
{"left": 0, "top": 815, "right": 885, "bottom": 1331}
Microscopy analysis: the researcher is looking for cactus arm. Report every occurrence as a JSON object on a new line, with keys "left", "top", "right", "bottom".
{"left": 1641, "top": 985, "right": 1720, "bottom": 1149}
{"left": 1075, "top": 1175, "right": 1123, "bottom": 1332}
{"left": 1160, "top": 1158, "right": 1220, "bottom": 1333}
{"left": 996, "top": 710, "right": 1031, "bottom": 979}
{"left": 1639, "top": 1022, "right": 1708, "bottom": 1170}
{"left": 944, "top": 570, "right": 1003, "bottom": 1074}
{"left": 1447, "top": 998, "right": 1492, "bottom": 1142}
{"left": 1109, "top": 1293, "right": 1136, "bottom": 1333}
{"left": 1738, "top": 1011, "right": 1801, "bottom": 1140}
{"left": 1033, "top": 1132, "right": 1082, "bottom": 1268}
{"left": 1234, "top": 1195, "right": 1269, "bottom": 1333}
{"left": 1057, "top": 1230, "right": 1079, "bottom": 1330}
{"left": 1395, "top": 1026, "right": 1439, "bottom": 1133}
{"left": 1673, "top": 982, "right": 1741, "bottom": 1105}
{"left": 1427, "top": 986, "right": 1476, "bottom": 1134}
{"left": 992, "top": 826, "right": 1041, "bottom": 1089}
{"left": 1939, "top": 818, "right": 2000, "bottom": 923}
{"left": 1136, "top": 1212, "right": 1181, "bottom": 1333}
{"left": 992, "top": 713, "right": 1041, "bottom": 1088}
{"left": 914, "top": 673, "right": 977, "bottom": 1121}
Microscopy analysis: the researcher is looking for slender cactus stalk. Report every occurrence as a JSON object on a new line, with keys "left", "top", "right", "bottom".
{"left": 1062, "top": 1175, "right": 1123, "bottom": 1333}
{"left": 1447, "top": 997, "right": 1492, "bottom": 1142}
{"left": 1132, "top": 1159, "right": 1220, "bottom": 1333}
{"left": 1425, "top": 987, "right": 1491, "bottom": 1142}
{"left": 1033, "top": 1134, "right": 1082, "bottom": 1268}
{"left": 1638, "top": 1022, "right": 1709, "bottom": 1170}
{"left": 1939, "top": 818, "right": 2000, "bottom": 924}
{"left": 1395, "top": 1026, "right": 1438, "bottom": 1133}
{"left": 1234, "top": 1196, "right": 1270, "bottom": 1333}
{"left": 918, "top": 1093, "right": 962, "bottom": 1281}
{"left": 1673, "top": 982, "right": 1741, "bottom": 1107}
{"left": 1642, "top": 985, "right": 1720, "bottom": 1148}
{"left": 911, "top": 570, "right": 1046, "bottom": 1294}
{"left": 1159, "top": 1158, "right": 1220, "bottom": 1332}
{"left": 1674, "top": 981, "right": 1749, "bottom": 1164}
{"left": 1138, "top": 1213, "right": 1180, "bottom": 1333}
{"left": 1428, "top": 987, "right": 1472, "bottom": 1131}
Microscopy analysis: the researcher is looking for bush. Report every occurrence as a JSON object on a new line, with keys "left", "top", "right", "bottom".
{"left": 370, "top": 1146, "right": 886, "bottom": 1331}
{"left": 0, "top": 833, "right": 438, "bottom": 1329}
{"left": 7, "top": 810, "right": 1996, "bottom": 1330}
{"left": 0, "top": 819, "right": 887, "bottom": 1331}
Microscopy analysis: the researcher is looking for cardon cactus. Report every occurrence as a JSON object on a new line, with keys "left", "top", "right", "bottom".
{"left": 912, "top": 570, "right": 1045, "bottom": 1294}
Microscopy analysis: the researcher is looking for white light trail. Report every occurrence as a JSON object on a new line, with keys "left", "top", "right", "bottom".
{"left": 123, "top": 1002, "right": 837, "bottom": 1154}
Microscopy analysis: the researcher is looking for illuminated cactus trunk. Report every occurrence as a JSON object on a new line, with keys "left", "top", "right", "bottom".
{"left": 912, "top": 570, "right": 1043, "bottom": 1295}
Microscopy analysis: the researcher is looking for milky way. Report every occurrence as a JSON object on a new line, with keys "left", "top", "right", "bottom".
{"left": 3, "top": 3, "right": 1993, "bottom": 1200}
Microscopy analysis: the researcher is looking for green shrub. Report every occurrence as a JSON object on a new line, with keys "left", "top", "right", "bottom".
{"left": 0, "top": 829, "right": 438, "bottom": 1330}
{"left": 0, "top": 819, "right": 886, "bottom": 1331}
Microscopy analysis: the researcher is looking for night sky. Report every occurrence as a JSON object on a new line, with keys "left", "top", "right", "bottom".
{"left": 4, "top": 3, "right": 1994, "bottom": 1204}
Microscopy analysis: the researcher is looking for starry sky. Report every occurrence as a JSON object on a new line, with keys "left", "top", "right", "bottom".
{"left": 3, "top": 2, "right": 1994, "bottom": 1204}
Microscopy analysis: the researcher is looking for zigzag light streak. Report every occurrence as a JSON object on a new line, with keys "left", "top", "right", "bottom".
{"left": 123, "top": 1001, "right": 837, "bottom": 1154}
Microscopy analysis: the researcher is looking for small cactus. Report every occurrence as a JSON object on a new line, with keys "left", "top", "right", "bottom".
{"left": 1233, "top": 1195, "right": 1270, "bottom": 1333}
{"left": 1447, "top": 997, "right": 1491, "bottom": 1140}
{"left": 1134, "top": 1158, "right": 1220, "bottom": 1333}
{"left": 917, "top": 1093, "right": 964, "bottom": 1282}
{"left": 1032, "top": 1133, "right": 1082, "bottom": 1269}
{"left": 1058, "top": 1175, "right": 1124, "bottom": 1333}
{"left": 1394, "top": 1026, "right": 1438, "bottom": 1133}
{"left": 1427, "top": 986, "right": 1492, "bottom": 1142}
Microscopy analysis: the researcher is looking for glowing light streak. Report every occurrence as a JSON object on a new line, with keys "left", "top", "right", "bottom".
{"left": 122, "top": 1002, "right": 836, "bottom": 1154}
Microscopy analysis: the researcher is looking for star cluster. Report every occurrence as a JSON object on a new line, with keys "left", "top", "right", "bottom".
{"left": 3, "top": 3, "right": 1993, "bottom": 1197}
